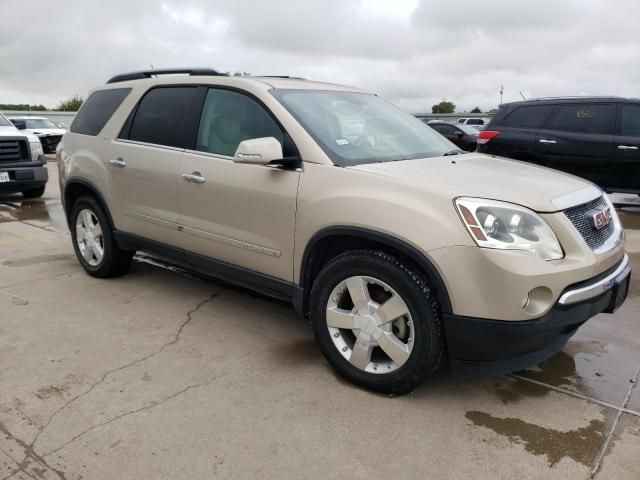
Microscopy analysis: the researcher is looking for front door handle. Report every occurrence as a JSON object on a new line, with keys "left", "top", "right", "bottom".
{"left": 109, "top": 158, "right": 127, "bottom": 167}
{"left": 539, "top": 139, "right": 557, "bottom": 144}
{"left": 182, "top": 172, "right": 206, "bottom": 184}
{"left": 618, "top": 145, "right": 639, "bottom": 151}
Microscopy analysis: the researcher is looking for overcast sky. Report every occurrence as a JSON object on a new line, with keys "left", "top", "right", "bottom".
{"left": 1, "top": 0, "right": 639, "bottom": 113}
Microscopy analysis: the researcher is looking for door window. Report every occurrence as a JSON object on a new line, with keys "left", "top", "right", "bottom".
{"left": 549, "top": 104, "right": 613, "bottom": 134}
{"left": 127, "top": 87, "right": 198, "bottom": 148}
{"left": 196, "top": 89, "right": 283, "bottom": 157}
{"left": 431, "top": 124, "right": 455, "bottom": 135}
{"left": 620, "top": 105, "right": 640, "bottom": 137}
{"left": 505, "top": 105, "right": 554, "bottom": 128}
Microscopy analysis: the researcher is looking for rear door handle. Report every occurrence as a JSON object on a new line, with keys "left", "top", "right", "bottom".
{"left": 618, "top": 145, "right": 638, "bottom": 151}
{"left": 539, "top": 139, "right": 557, "bottom": 144}
{"left": 182, "top": 172, "right": 206, "bottom": 184}
{"left": 109, "top": 158, "right": 127, "bottom": 167}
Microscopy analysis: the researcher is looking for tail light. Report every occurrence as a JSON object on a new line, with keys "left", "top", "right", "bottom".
{"left": 477, "top": 130, "right": 500, "bottom": 145}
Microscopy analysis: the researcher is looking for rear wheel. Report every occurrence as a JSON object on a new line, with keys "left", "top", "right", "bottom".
{"left": 310, "top": 250, "right": 444, "bottom": 394}
{"left": 21, "top": 186, "right": 46, "bottom": 198}
{"left": 70, "top": 196, "right": 133, "bottom": 278}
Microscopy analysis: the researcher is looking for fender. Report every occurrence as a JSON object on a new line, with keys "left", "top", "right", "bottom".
{"left": 63, "top": 176, "right": 115, "bottom": 230}
{"left": 297, "top": 226, "right": 453, "bottom": 316}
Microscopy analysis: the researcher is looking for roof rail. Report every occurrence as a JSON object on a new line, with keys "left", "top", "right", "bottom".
{"left": 106, "top": 68, "right": 227, "bottom": 84}
{"left": 516, "top": 95, "right": 630, "bottom": 102}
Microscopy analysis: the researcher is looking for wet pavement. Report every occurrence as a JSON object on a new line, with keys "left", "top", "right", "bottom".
{"left": 0, "top": 159, "right": 639, "bottom": 479}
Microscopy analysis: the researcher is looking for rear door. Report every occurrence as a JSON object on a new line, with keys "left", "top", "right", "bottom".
{"left": 536, "top": 103, "right": 614, "bottom": 187}
{"left": 109, "top": 86, "right": 198, "bottom": 246}
{"left": 176, "top": 87, "right": 300, "bottom": 282}
{"left": 611, "top": 103, "right": 640, "bottom": 192}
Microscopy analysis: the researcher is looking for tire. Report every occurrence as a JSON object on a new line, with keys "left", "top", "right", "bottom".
{"left": 70, "top": 196, "right": 133, "bottom": 278}
{"left": 310, "top": 250, "right": 444, "bottom": 395}
{"left": 21, "top": 185, "right": 46, "bottom": 198}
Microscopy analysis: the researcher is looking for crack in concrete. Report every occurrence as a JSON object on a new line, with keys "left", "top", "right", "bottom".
{"left": 30, "top": 289, "right": 223, "bottom": 449}
{"left": 1, "top": 290, "right": 222, "bottom": 480}
{"left": 590, "top": 361, "right": 640, "bottom": 479}
{"left": 43, "top": 380, "right": 212, "bottom": 458}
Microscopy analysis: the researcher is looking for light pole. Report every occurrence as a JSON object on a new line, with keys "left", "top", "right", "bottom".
{"left": 500, "top": 85, "right": 504, "bottom": 105}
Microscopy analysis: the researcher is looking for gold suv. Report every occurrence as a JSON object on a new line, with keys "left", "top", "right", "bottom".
{"left": 59, "top": 69, "right": 631, "bottom": 394}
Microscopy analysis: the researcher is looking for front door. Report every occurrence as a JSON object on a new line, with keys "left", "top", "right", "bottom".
{"left": 108, "top": 86, "right": 199, "bottom": 246}
{"left": 612, "top": 103, "right": 640, "bottom": 192}
{"left": 535, "top": 103, "right": 614, "bottom": 187}
{"left": 177, "top": 88, "right": 300, "bottom": 282}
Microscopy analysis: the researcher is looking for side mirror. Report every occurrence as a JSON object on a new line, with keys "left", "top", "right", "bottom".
{"left": 234, "top": 137, "right": 283, "bottom": 166}
{"left": 12, "top": 120, "right": 27, "bottom": 130}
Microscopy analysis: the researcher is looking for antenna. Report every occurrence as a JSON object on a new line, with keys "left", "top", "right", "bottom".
{"left": 519, "top": 91, "right": 526, "bottom": 101}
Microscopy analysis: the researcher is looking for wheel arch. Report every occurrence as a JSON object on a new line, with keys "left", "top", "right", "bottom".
{"left": 296, "top": 226, "right": 452, "bottom": 317}
{"left": 63, "top": 177, "right": 115, "bottom": 230}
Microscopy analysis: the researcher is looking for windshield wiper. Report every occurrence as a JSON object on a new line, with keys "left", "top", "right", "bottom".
{"left": 443, "top": 149, "right": 464, "bottom": 156}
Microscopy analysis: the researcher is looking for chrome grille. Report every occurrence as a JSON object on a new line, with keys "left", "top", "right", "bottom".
{"left": 564, "top": 196, "right": 615, "bottom": 250}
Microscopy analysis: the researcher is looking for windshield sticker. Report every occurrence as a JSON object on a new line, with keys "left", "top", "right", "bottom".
{"left": 335, "top": 138, "right": 350, "bottom": 145}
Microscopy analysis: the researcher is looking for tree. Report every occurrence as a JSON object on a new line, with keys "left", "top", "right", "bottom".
{"left": 0, "top": 104, "right": 47, "bottom": 111}
{"left": 56, "top": 95, "right": 83, "bottom": 112}
{"left": 431, "top": 101, "right": 455, "bottom": 114}
{"left": 470, "top": 106, "right": 482, "bottom": 113}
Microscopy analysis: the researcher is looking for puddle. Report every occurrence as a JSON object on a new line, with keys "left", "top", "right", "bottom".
{"left": 0, "top": 197, "right": 68, "bottom": 231}
{"left": 466, "top": 410, "right": 605, "bottom": 467}
{"left": 493, "top": 378, "right": 549, "bottom": 404}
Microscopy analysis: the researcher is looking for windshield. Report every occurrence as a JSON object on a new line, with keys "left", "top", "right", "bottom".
{"left": 457, "top": 124, "right": 479, "bottom": 135}
{"left": 272, "top": 90, "right": 457, "bottom": 166}
{"left": 0, "top": 114, "right": 12, "bottom": 127}
{"left": 24, "top": 118, "right": 57, "bottom": 129}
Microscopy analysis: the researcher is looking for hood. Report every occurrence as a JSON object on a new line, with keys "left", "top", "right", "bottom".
{"left": 348, "top": 153, "right": 599, "bottom": 212}
{"left": 0, "top": 127, "right": 39, "bottom": 143}
{"left": 29, "top": 128, "right": 66, "bottom": 136}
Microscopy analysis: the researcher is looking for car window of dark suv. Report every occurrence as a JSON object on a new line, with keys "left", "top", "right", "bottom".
{"left": 505, "top": 105, "right": 554, "bottom": 128}
{"left": 621, "top": 105, "right": 640, "bottom": 137}
{"left": 549, "top": 104, "right": 614, "bottom": 134}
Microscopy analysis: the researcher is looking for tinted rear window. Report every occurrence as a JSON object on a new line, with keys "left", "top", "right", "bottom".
{"left": 70, "top": 88, "right": 131, "bottom": 136}
{"left": 505, "top": 105, "right": 554, "bottom": 128}
{"left": 127, "top": 87, "right": 197, "bottom": 148}
{"left": 549, "top": 104, "right": 614, "bottom": 135}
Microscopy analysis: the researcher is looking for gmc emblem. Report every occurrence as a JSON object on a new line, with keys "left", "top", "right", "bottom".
{"left": 591, "top": 207, "right": 612, "bottom": 230}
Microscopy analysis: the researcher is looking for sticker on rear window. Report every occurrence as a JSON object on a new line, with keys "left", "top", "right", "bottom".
{"left": 335, "top": 138, "right": 349, "bottom": 145}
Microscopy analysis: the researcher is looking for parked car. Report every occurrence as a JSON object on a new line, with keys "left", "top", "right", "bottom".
{"left": 428, "top": 121, "right": 478, "bottom": 151}
{"left": 457, "top": 117, "right": 491, "bottom": 130}
{"left": 0, "top": 113, "right": 47, "bottom": 197}
{"left": 477, "top": 97, "right": 640, "bottom": 194}
{"left": 59, "top": 69, "right": 630, "bottom": 394}
{"left": 8, "top": 116, "right": 66, "bottom": 153}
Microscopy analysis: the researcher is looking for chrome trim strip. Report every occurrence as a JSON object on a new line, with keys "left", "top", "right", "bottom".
{"left": 114, "top": 139, "right": 186, "bottom": 152}
{"left": 551, "top": 186, "right": 602, "bottom": 211}
{"left": 558, "top": 253, "right": 631, "bottom": 305}
{"left": 184, "top": 149, "right": 233, "bottom": 161}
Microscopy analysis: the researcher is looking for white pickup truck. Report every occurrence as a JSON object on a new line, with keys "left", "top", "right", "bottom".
{"left": 0, "top": 113, "right": 48, "bottom": 198}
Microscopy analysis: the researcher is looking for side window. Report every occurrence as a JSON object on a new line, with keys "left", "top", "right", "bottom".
{"left": 196, "top": 89, "right": 283, "bottom": 157}
{"left": 505, "top": 105, "right": 554, "bottom": 128}
{"left": 549, "top": 104, "right": 613, "bottom": 135}
{"left": 128, "top": 87, "right": 197, "bottom": 148}
{"left": 70, "top": 88, "right": 131, "bottom": 136}
{"left": 431, "top": 124, "right": 454, "bottom": 134}
{"left": 620, "top": 105, "right": 640, "bottom": 137}
{"left": 467, "top": 119, "right": 483, "bottom": 125}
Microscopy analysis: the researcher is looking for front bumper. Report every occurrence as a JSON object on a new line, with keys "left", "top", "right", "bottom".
{"left": 0, "top": 157, "right": 48, "bottom": 194}
{"left": 445, "top": 253, "right": 631, "bottom": 377}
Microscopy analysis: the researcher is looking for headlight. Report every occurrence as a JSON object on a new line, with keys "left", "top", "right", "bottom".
{"left": 455, "top": 197, "right": 564, "bottom": 261}
{"left": 30, "top": 140, "right": 44, "bottom": 161}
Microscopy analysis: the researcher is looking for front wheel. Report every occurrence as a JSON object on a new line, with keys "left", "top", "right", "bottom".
{"left": 310, "top": 250, "right": 444, "bottom": 394}
{"left": 70, "top": 196, "right": 133, "bottom": 278}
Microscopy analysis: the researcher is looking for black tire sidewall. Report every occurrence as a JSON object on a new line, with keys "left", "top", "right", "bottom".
{"left": 70, "top": 196, "right": 120, "bottom": 277}
{"left": 310, "top": 252, "right": 442, "bottom": 393}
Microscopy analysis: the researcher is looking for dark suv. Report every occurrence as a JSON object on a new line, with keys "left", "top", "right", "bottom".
{"left": 477, "top": 97, "right": 640, "bottom": 194}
